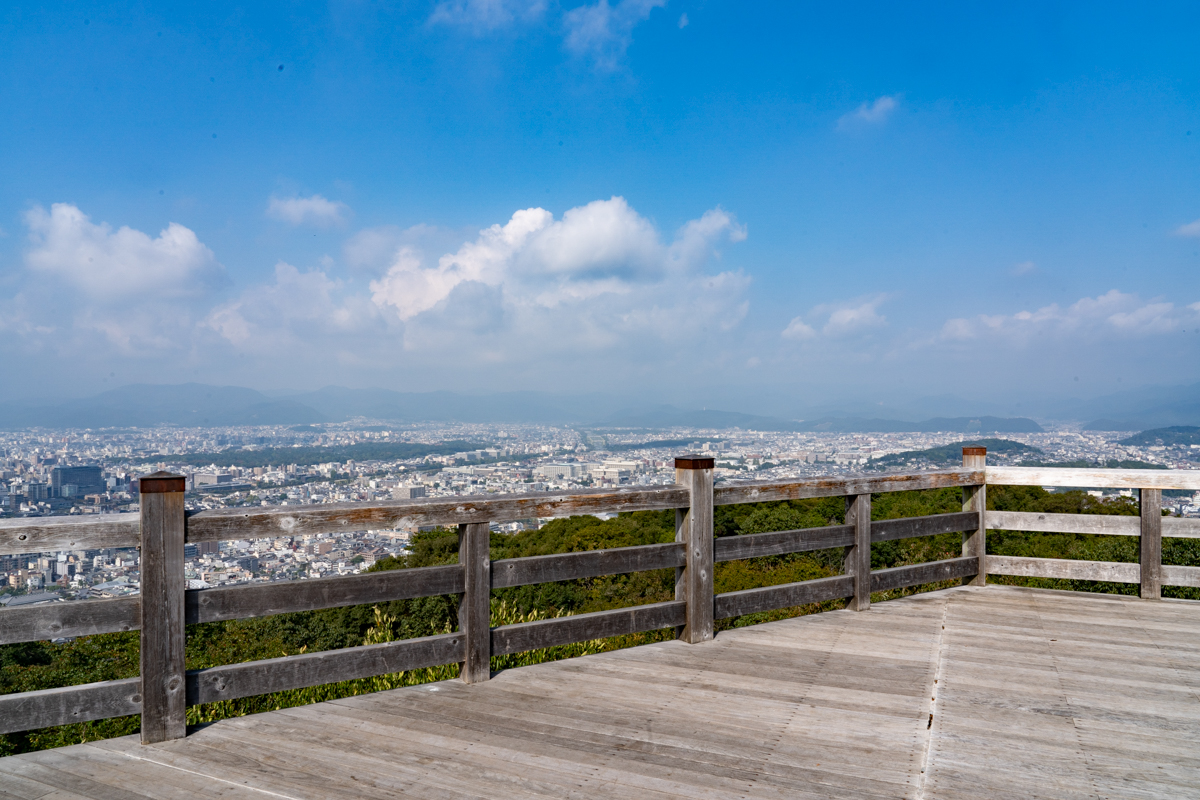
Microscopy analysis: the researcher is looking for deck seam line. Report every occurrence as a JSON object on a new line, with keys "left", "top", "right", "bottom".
{"left": 914, "top": 590, "right": 951, "bottom": 800}
{"left": 95, "top": 744, "right": 303, "bottom": 799}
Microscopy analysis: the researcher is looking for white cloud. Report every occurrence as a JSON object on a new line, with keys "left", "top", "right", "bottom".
{"left": 563, "top": 0, "right": 666, "bottom": 69}
{"left": 837, "top": 95, "right": 899, "bottom": 130}
{"left": 781, "top": 318, "right": 816, "bottom": 340}
{"left": 1176, "top": 218, "right": 1200, "bottom": 237}
{"left": 782, "top": 296, "right": 887, "bottom": 340}
{"left": 429, "top": 0, "right": 546, "bottom": 29}
{"left": 206, "top": 262, "right": 383, "bottom": 352}
{"left": 678, "top": 12, "right": 688, "bottom": 28}
{"left": 369, "top": 197, "right": 749, "bottom": 360}
{"left": 23, "top": 203, "right": 224, "bottom": 300}
{"left": 266, "top": 194, "right": 349, "bottom": 228}
{"left": 940, "top": 290, "right": 1200, "bottom": 342}
{"left": 1011, "top": 260, "right": 1037, "bottom": 276}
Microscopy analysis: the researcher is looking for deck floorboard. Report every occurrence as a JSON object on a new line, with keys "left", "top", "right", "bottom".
{"left": 3, "top": 585, "right": 1199, "bottom": 798}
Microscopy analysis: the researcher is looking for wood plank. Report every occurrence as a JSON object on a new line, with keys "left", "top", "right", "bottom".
{"left": 0, "top": 596, "right": 139, "bottom": 644}
{"left": 869, "top": 556, "right": 979, "bottom": 593}
{"left": 714, "top": 525, "right": 854, "bottom": 562}
{"left": 184, "top": 485, "right": 690, "bottom": 543}
{"left": 713, "top": 575, "right": 854, "bottom": 619}
{"left": 187, "top": 631, "right": 465, "bottom": 704}
{"left": 1163, "top": 517, "right": 1200, "bottom": 539}
{"left": 1162, "top": 565, "right": 1200, "bottom": 588}
{"left": 138, "top": 478, "right": 186, "bottom": 744}
{"left": 870, "top": 511, "right": 979, "bottom": 542}
{"left": 844, "top": 494, "right": 871, "bottom": 611}
{"left": 492, "top": 543, "right": 684, "bottom": 589}
{"left": 679, "top": 466, "right": 714, "bottom": 644}
{"left": 490, "top": 601, "right": 685, "bottom": 657}
{"left": 0, "top": 678, "right": 141, "bottom": 735}
{"left": 458, "top": 522, "right": 490, "bottom": 684}
{"left": 986, "top": 510, "right": 1140, "bottom": 536}
{"left": 987, "top": 555, "right": 1140, "bottom": 583}
{"left": 986, "top": 466, "right": 1200, "bottom": 491}
{"left": 713, "top": 468, "right": 983, "bottom": 505}
{"left": 186, "top": 563, "right": 464, "bottom": 624}
{"left": 1140, "top": 488, "right": 1162, "bottom": 600}
{"left": 0, "top": 514, "right": 138, "bottom": 557}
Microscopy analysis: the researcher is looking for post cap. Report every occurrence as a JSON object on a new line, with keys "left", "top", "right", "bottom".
{"left": 674, "top": 454, "right": 715, "bottom": 470}
{"left": 140, "top": 471, "right": 185, "bottom": 493}
{"left": 961, "top": 446, "right": 987, "bottom": 457}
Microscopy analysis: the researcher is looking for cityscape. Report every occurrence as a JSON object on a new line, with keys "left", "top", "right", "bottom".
{"left": 3, "top": 420, "right": 1199, "bottom": 615}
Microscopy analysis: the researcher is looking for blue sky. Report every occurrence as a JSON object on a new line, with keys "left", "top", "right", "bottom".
{"left": 1, "top": 1, "right": 1198, "bottom": 416}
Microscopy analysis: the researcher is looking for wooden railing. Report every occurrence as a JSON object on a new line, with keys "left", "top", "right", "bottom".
{"left": 1, "top": 450, "right": 1198, "bottom": 746}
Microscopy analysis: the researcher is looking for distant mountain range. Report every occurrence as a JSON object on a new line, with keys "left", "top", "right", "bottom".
{"left": 0, "top": 384, "right": 1044, "bottom": 433}
{"left": 1059, "top": 382, "right": 1200, "bottom": 431}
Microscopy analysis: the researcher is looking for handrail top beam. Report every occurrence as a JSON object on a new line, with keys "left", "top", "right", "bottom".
{"left": 985, "top": 466, "right": 1200, "bottom": 491}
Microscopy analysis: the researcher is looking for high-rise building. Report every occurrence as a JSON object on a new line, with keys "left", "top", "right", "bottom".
{"left": 50, "top": 466, "right": 104, "bottom": 497}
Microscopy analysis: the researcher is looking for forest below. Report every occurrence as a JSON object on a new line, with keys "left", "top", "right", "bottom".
{"left": 3, "top": 484, "right": 1198, "bottom": 756}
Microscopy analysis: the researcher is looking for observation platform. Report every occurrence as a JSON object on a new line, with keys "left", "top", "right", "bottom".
{"left": 2, "top": 584, "right": 1198, "bottom": 799}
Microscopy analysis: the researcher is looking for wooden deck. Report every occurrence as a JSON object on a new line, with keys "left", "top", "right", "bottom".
{"left": 2, "top": 584, "right": 1198, "bottom": 799}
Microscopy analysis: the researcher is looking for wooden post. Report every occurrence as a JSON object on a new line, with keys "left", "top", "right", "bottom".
{"left": 961, "top": 447, "right": 987, "bottom": 586}
{"left": 1139, "top": 488, "right": 1162, "bottom": 599}
{"left": 844, "top": 494, "right": 871, "bottom": 610}
{"left": 458, "top": 522, "right": 491, "bottom": 683}
{"left": 674, "top": 456, "right": 714, "bottom": 643}
{"left": 138, "top": 472, "right": 187, "bottom": 744}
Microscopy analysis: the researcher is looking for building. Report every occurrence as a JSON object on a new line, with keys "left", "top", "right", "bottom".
{"left": 391, "top": 485, "right": 426, "bottom": 499}
{"left": 51, "top": 465, "right": 104, "bottom": 497}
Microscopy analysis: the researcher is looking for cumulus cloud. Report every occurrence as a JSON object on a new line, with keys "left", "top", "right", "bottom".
{"left": 563, "top": 0, "right": 666, "bottom": 68}
{"left": 940, "top": 290, "right": 1200, "bottom": 342}
{"left": 782, "top": 296, "right": 887, "bottom": 340}
{"left": 837, "top": 95, "right": 899, "bottom": 130}
{"left": 429, "top": 0, "right": 547, "bottom": 29}
{"left": 1176, "top": 218, "right": 1200, "bottom": 237}
{"left": 205, "top": 262, "right": 384, "bottom": 352}
{"left": 369, "top": 196, "right": 749, "bottom": 358}
{"left": 266, "top": 194, "right": 349, "bottom": 227}
{"left": 24, "top": 203, "right": 224, "bottom": 300}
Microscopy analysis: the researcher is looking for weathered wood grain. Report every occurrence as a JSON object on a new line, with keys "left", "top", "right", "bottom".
{"left": 870, "top": 511, "right": 980, "bottom": 543}
{"left": 0, "top": 514, "right": 138, "bottom": 556}
{"left": 987, "top": 555, "right": 1141, "bottom": 583}
{"left": 1141, "top": 488, "right": 1163, "bottom": 599}
{"left": 0, "top": 678, "right": 141, "bottom": 735}
{"left": 986, "top": 466, "right": 1200, "bottom": 491}
{"left": 844, "top": 494, "right": 871, "bottom": 611}
{"left": 1164, "top": 517, "right": 1200, "bottom": 538}
{"left": 458, "top": 522, "right": 490, "bottom": 684}
{"left": 869, "top": 556, "right": 979, "bottom": 593}
{"left": 187, "top": 632, "right": 465, "bottom": 704}
{"left": 139, "top": 483, "right": 187, "bottom": 744}
{"left": 184, "top": 485, "right": 690, "bottom": 543}
{"left": 489, "top": 601, "right": 686, "bottom": 657}
{"left": 712, "top": 469, "right": 983, "bottom": 506}
{"left": 714, "top": 524, "right": 855, "bottom": 562}
{"left": 986, "top": 510, "right": 1140, "bottom": 535}
{"left": 962, "top": 450, "right": 987, "bottom": 587}
{"left": 712, "top": 575, "right": 854, "bottom": 619}
{"left": 1161, "top": 564, "right": 1200, "bottom": 588}
{"left": 0, "top": 596, "right": 140, "bottom": 644}
{"left": 185, "top": 564, "right": 464, "bottom": 624}
{"left": 678, "top": 466, "right": 714, "bottom": 644}
{"left": 492, "top": 543, "right": 684, "bottom": 589}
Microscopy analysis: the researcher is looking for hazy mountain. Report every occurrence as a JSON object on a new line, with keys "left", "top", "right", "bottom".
{"left": 1073, "top": 382, "right": 1200, "bottom": 430}
{"left": 0, "top": 383, "right": 1050, "bottom": 431}
{"left": 0, "top": 384, "right": 325, "bottom": 429}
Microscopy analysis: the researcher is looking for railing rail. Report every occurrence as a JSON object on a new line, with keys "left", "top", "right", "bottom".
{"left": 2, "top": 451, "right": 1198, "bottom": 744}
